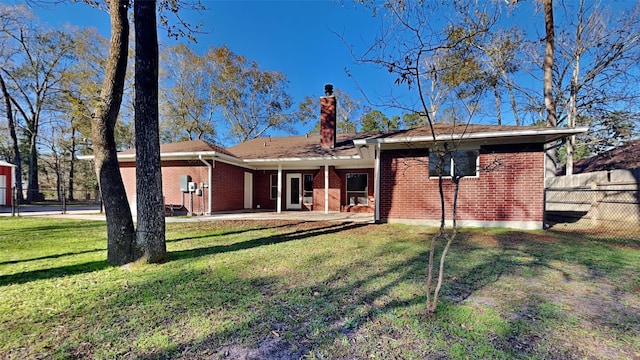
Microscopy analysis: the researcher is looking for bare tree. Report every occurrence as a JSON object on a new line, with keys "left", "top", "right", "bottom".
{"left": 0, "top": 6, "right": 75, "bottom": 202}
{"left": 555, "top": 0, "right": 640, "bottom": 173}
{"left": 159, "top": 44, "right": 216, "bottom": 143}
{"left": 352, "top": 1, "right": 493, "bottom": 315}
{"left": 206, "top": 46, "right": 299, "bottom": 144}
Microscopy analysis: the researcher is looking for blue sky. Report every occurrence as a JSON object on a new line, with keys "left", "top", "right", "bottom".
{"left": 31, "top": 0, "right": 417, "bottom": 136}
{"left": 21, "top": 0, "right": 640, "bottom": 139}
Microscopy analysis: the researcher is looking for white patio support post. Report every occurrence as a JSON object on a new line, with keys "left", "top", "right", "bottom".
{"left": 324, "top": 164, "right": 329, "bottom": 214}
{"left": 277, "top": 164, "right": 282, "bottom": 213}
{"left": 374, "top": 143, "right": 381, "bottom": 222}
{"left": 198, "top": 155, "right": 213, "bottom": 215}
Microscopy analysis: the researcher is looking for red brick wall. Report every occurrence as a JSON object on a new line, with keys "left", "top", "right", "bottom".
{"left": 211, "top": 161, "right": 246, "bottom": 212}
{"left": 255, "top": 169, "right": 322, "bottom": 211}
{"left": 379, "top": 145, "right": 545, "bottom": 224}
{"left": 314, "top": 166, "right": 341, "bottom": 211}
{"left": 335, "top": 168, "right": 375, "bottom": 213}
{"left": 253, "top": 167, "right": 375, "bottom": 212}
{"left": 254, "top": 171, "right": 277, "bottom": 210}
{"left": 119, "top": 159, "right": 246, "bottom": 214}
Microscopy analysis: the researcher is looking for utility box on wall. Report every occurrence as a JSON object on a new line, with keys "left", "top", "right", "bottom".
{"left": 180, "top": 175, "right": 192, "bottom": 193}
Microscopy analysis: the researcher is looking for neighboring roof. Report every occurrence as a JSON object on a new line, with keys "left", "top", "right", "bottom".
{"left": 0, "top": 160, "right": 15, "bottom": 167}
{"left": 572, "top": 139, "right": 640, "bottom": 173}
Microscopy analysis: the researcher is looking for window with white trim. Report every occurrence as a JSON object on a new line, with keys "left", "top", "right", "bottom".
{"left": 270, "top": 174, "right": 278, "bottom": 199}
{"left": 429, "top": 150, "right": 479, "bottom": 177}
{"left": 346, "top": 173, "right": 368, "bottom": 206}
{"left": 303, "top": 174, "right": 313, "bottom": 205}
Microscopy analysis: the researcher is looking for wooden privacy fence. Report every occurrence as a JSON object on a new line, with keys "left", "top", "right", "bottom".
{"left": 545, "top": 169, "right": 640, "bottom": 233}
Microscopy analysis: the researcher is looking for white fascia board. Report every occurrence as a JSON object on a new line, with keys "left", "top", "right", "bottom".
{"left": 79, "top": 151, "right": 246, "bottom": 167}
{"left": 244, "top": 157, "right": 373, "bottom": 170}
{"left": 241, "top": 155, "right": 361, "bottom": 163}
{"left": 356, "top": 127, "right": 589, "bottom": 145}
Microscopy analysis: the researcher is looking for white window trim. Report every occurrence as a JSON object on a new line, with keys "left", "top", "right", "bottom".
{"left": 303, "top": 174, "right": 313, "bottom": 205}
{"left": 270, "top": 173, "right": 278, "bottom": 200}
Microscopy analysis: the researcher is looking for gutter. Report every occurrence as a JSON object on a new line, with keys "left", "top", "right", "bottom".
{"left": 353, "top": 126, "right": 590, "bottom": 145}
{"left": 79, "top": 150, "right": 244, "bottom": 167}
{"left": 198, "top": 154, "right": 213, "bottom": 215}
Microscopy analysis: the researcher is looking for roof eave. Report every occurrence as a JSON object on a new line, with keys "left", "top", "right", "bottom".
{"left": 355, "top": 127, "right": 589, "bottom": 145}
{"left": 78, "top": 150, "right": 242, "bottom": 164}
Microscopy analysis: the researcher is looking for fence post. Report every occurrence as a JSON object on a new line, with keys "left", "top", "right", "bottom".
{"left": 590, "top": 183, "right": 603, "bottom": 227}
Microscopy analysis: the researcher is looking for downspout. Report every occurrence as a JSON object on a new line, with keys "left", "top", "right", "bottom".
{"left": 277, "top": 164, "right": 282, "bottom": 213}
{"left": 198, "top": 155, "right": 213, "bottom": 215}
{"left": 375, "top": 143, "right": 381, "bottom": 222}
{"left": 324, "top": 164, "right": 329, "bottom": 214}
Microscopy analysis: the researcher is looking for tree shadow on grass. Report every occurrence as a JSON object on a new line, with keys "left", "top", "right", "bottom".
{"left": 0, "top": 221, "right": 365, "bottom": 287}
{"left": 0, "top": 260, "right": 110, "bottom": 286}
{"left": 0, "top": 248, "right": 106, "bottom": 266}
{"left": 0, "top": 221, "right": 105, "bottom": 238}
{"left": 167, "top": 221, "right": 368, "bottom": 262}
{"left": 166, "top": 220, "right": 306, "bottom": 244}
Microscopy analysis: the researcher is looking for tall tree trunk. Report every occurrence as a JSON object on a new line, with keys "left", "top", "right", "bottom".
{"left": 0, "top": 73, "right": 23, "bottom": 203}
{"left": 27, "top": 133, "right": 39, "bottom": 202}
{"left": 543, "top": 0, "right": 558, "bottom": 178}
{"left": 91, "top": 0, "right": 136, "bottom": 265}
{"left": 134, "top": 0, "right": 166, "bottom": 263}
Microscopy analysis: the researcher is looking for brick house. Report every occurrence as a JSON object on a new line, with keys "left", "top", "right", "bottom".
{"left": 116, "top": 86, "right": 586, "bottom": 229}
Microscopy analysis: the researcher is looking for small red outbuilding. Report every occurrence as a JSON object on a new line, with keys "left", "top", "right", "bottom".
{"left": 0, "top": 161, "right": 15, "bottom": 206}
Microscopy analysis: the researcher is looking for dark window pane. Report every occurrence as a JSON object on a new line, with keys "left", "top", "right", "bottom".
{"left": 429, "top": 152, "right": 451, "bottom": 177}
{"left": 270, "top": 174, "right": 278, "bottom": 199}
{"left": 291, "top": 178, "right": 300, "bottom": 204}
{"left": 303, "top": 174, "right": 313, "bottom": 204}
{"left": 454, "top": 150, "right": 478, "bottom": 177}
{"left": 346, "top": 173, "right": 367, "bottom": 205}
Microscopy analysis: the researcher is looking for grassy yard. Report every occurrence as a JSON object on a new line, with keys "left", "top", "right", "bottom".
{"left": 0, "top": 217, "right": 638, "bottom": 359}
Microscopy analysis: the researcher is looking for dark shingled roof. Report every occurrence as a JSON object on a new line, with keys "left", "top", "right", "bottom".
{"left": 572, "top": 139, "right": 640, "bottom": 173}
{"left": 382, "top": 123, "right": 548, "bottom": 138}
{"left": 119, "top": 140, "right": 236, "bottom": 157}
{"left": 227, "top": 133, "right": 375, "bottom": 159}
{"left": 118, "top": 124, "right": 571, "bottom": 161}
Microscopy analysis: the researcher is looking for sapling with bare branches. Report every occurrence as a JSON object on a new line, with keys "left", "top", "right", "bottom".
{"left": 350, "top": 0, "right": 498, "bottom": 314}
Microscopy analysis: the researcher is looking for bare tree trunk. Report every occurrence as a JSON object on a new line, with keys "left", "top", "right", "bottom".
{"left": 543, "top": 0, "right": 558, "bottom": 178}
{"left": 134, "top": 0, "right": 166, "bottom": 263}
{"left": 91, "top": 0, "right": 136, "bottom": 265}
{"left": 26, "top": 133, "right": 39, "bottom": 202}
{"left": 493, "top": 83, "right": 502, "bottom": 125}
{"left": 566, "top": 0, "right": 585, "bottom": 176}
{"left": 0, "top": 73, "right": 23, "bottom": 203}
{"left": 68, "top": 126, "right": 76, "bottom": 201}
{"left": 502, "top": 73, "right": 520, "bottom": 126}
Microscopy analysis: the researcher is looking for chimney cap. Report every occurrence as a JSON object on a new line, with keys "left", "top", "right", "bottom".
{"left": 324, "top": 84, "right": 334, "bottom": 96}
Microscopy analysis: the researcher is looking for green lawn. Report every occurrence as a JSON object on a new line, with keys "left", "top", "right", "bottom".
{"left": 0, "top": 217, "right": 638, "bottom": 359}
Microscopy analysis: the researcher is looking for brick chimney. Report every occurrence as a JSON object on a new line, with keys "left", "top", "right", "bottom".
{"left": 320, "top": 84, "right": 336, "bottom": 148}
